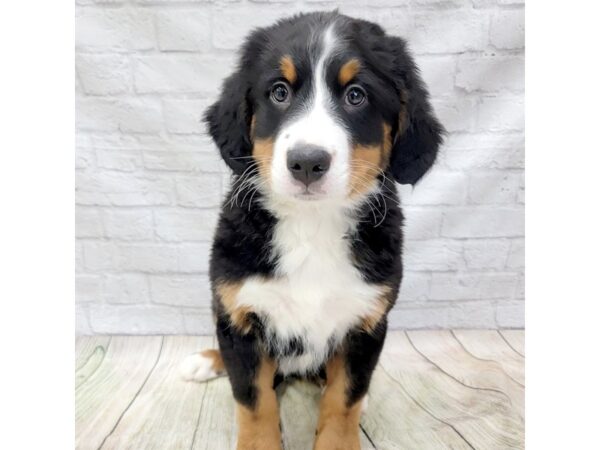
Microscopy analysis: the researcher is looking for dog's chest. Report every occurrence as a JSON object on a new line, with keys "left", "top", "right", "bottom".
{"left": 237, "top": 204, "right": 383, "bottom": 375}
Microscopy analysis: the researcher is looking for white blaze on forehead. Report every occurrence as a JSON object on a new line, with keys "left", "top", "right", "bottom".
{"left": 270, "top": 23, "right": 352, "bottom": 199}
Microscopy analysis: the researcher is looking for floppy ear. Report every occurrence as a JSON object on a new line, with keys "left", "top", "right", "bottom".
{"left": 387, "top": 37, "right": 445, "bottom": 185}
{"left": 204, "top": 71, "right": 253, "bottom": 175}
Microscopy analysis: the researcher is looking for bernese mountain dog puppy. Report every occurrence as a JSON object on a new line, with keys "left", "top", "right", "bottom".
{"left": 180, "top": 11, "right": 444, "bottom": 450}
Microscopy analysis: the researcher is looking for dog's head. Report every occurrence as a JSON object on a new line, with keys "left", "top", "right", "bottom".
{"left": 206, "top": 11, "right": 444, "bottom": 203}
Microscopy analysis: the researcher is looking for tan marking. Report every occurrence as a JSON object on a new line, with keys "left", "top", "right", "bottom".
{"left": 280, "top": 55, "right": 297, "bottom": 84}
{"left": 338, "top": 58, "right": 361, "bottom": 86}
{"left": 252, "top": 138, "right": 274, "bottom": 185}
{"left": 360, "top": 286, "right": 392, "bottom": 333}
{"left": 216, "top": 282, "right": 252, "bottom": 333}
{"left": 382, "top": 122, "right": 393, "bottom": 165}
{"left": 349, "top": 123, "right": 393, "bottom": 198}
{"left": 236, "top": 358, "right": 282, "bottom": 450}
{"left": 200, "top": 349, "right": 225, "bottom": 374}
{"left": 314, "top": 355, "right": 363, "bottom": 450}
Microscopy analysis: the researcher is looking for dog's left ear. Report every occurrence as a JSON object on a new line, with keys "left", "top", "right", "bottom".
{"left": 386, "top": 37, "right": 445, "bottom": 186}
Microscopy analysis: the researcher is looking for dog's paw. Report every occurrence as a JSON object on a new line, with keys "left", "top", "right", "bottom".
{"left": 361, "top": 394, "right": 369, "bottom": 414}
{"left": 179, "top": 351, "right": 224, "bottom": 382}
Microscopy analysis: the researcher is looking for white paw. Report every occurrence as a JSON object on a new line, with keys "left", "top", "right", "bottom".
{"left": 361, "top": 394, "right": 369, "bottom": 414}
{"left": 179, "top": 353, "right": 220, "bottom": 382}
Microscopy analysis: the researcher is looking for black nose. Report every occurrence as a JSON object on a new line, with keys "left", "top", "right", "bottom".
{"left": 287, "top": 145, "right": 331, "bottom": 186}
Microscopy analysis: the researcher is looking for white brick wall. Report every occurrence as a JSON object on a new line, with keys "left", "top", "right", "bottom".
{"left": 75, "top": 0, "right": 525, "bottom": 334}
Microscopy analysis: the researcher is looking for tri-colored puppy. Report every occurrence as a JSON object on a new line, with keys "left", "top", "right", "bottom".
{"left": 181, "top": 11, "right": 444, "bottom": 450}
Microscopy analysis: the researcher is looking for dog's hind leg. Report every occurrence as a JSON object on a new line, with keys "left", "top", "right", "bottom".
{"left": 180, "top": 349, "right": 227, "bottom": 382}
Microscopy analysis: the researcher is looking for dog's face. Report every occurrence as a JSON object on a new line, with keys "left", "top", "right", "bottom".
{"left": 206, "top": 12, "right": 443, "bottom": 203}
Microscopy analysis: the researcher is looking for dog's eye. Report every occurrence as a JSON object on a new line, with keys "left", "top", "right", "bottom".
{"left": 270, "top": 82, "right": 291, "bottom": 104}
{"left": 345, "top": 85, "right": 366, "bottom": 107}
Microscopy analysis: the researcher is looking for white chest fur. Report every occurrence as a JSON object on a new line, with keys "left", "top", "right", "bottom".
{"left": 236, "top": 199, "right": 384, "bottom": 375}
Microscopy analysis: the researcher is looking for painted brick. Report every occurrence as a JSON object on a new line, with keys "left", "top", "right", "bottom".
{"left": 476, "top": 95, "right": 525, "bottom": 132}
{"left": 76, "top": 172, "right": 175, "bottom": 206}
{"left": 490, "top": 10, "right": 525, "bottom": 50}
{"left": 75, "top": 7, "right": 155, "bottom": 52}
{"left": 442, "top": 207, "right": 524, "bottom": 238}
{"left": 403, "top": 239, "right": 463, "bottom": 271}
{"left": 515, "top": 274, "right": 525, "bottom": 300}
{"left": 442, "top": 133, "right": 525, "bottom": 170}
{"left": 96, "top": 149, "right": 142, "bottom": 172}
{"left": 76, "top": 304, "right": 93, "bottom": 335}
{"left": 506, "top": 238, "right": 525, "bottom": 269}
{"left": 496, "top": 300, "right": 525, "bottom": 328}
{"left": 415, "top": 55, "right": 456, "bottom": 97}
{"left": 89, "top": 304, "right": 184, "bottom": 334}
{"left": 163, "top": 98, "right": 212, "bottom": 134}
{"left": 399, "top": 168, "right": 468, "bottom": 206}
{"left": 143, "top": 150, "right": 225, "bottom": 174}
{"left": 468, "top": 172, "right": 521, "bottom": 204}
{"left": 75, "top": 147, "right": 95, "bottom": 170}
{"left": 115, "top": 244, "right": 181, "bottom": 272}
{"left": 175, "top": 174, "right": 222, "bottom": 208}
{"left": 183, "top": 310, "right": 217, "bottom": 335}
{"left": 212, "top": 6, "right": 299, "bottom": 50}
{"left": 76, "top": 274, "right": 104, "bottom": 303}
{"left": 403, "top": 208, "right": 443, "bottom": 240}
{"left": 104, "top": 274, "right": 151, "bottom": 304}
{"left": 104, "top": 210, "right": 154, "bottom": 240}
{"left": 76, "top": 54, "right": 131, "bottom": 95}
{"left": 134, "top": 55, "right": 235, "bottom": 94}
{"left": 156, "top": 10, "right": 211, "bottom": 52}
{"left": 76, "top": 97, "right": 163, "bottom": 133}
{"left": 76, "top": 208, "right": 104, "bottom": 238}
{"left": 410, "top": 10, "right": 489, "bottom": 54}
{"left": 75, "top": 1, "right": 525, "bottom": 333}
{"left": 389, "top": 301, "right": 497, "bottom": 329}
{"left": 456, "top": 55, "right": 524, "bottom": 92}
{"left": 178, "top": 243, "right": 212, "bottom": 273}
{"left": 517, "top": 173, "right": 525, "bottom": 203}
{"left": 431, "top": 98, "right": 478, "bottom": 133}
{"left": 83, "top": 242, "right": 180, "bottom": 272}
{"left": 429, "top": 272, "right": 518, "bottom": 301}
{"left": 155, "top": 209, "right": 219, "bottom": 242}
{"left": 149, "top": 274, "right": 211, "bottom": 307}
{"left": 75, "top": 242, "right": 85, "bottom": 273}
{"left": 463, "top": 239, "right": 511, "bottom": 270}
{"left": 398, "top": 272, "right": 431, "bottom": 303}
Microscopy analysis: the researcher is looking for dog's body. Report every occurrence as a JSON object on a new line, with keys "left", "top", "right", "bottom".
{"left": 180, "top": 11, "right": 443, "bottom": 450}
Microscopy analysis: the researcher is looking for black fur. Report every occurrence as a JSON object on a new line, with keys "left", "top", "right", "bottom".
{"left": 344, "top": 318, "right": 388, "bottom": 406}
{"left": 215, "top": 315, "right": 262, "bottom": 408}
{"left": 204, "top": 11, "right": 442, "bottom": 413}
{"left": 205, "top": 12, "right": 444, "bottom": 184}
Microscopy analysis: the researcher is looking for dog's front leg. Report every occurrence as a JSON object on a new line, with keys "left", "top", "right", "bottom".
{"left": 216, "top": 319, "right": 282, "bottom": 450}
{"left": 314, "top": 323, "right": 387, "bottom": 450}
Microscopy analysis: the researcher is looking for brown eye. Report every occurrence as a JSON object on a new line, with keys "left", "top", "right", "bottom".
{"left": 271, "top": 82, "right": 290, "bottom": 104}
{"left": 345, "top": 85, "right": 366, "bottom": 106}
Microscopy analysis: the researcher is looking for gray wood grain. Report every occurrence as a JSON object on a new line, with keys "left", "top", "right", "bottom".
{"left": 75, "top": 331, "right": 525, "bottom": 450}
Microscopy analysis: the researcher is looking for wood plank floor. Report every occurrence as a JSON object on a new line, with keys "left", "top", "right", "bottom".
{"left": 75, "top": 331, "right": 524, "bottom": 450}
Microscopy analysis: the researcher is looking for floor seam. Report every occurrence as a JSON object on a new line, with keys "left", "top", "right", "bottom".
{"left": 378, "top": 363, "right": 476, "bottom": 450}
{"left": 497, "top": 331, "right": 525, "bottom": 358}
{"left": 96, "top": 336, "right": 165, "bottom": 450}
{"left": 405, "top": 332, "right": 514, "bottom": 407}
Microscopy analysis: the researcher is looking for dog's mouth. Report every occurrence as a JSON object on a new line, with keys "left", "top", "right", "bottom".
{"left": 287, "top": 179, "right": 329, "bottom": 200}
{"left": 292, "top": 189, "right": 325, "bottom": 201}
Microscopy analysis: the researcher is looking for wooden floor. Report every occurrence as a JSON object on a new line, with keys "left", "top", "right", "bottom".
{"left": 76, "top": 330, "right": 524, "bottom": 450}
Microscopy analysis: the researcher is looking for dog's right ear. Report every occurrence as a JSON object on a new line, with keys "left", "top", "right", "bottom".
{"left": 205, "top": 30, "right": 268, "bottom": 175}
{"left": 204, "top": 70, "right": 253, "bottom": 175}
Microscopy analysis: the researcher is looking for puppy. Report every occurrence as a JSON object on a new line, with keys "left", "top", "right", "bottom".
{"left": 181, "top": 11, "right": 444, "bottom": 450}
